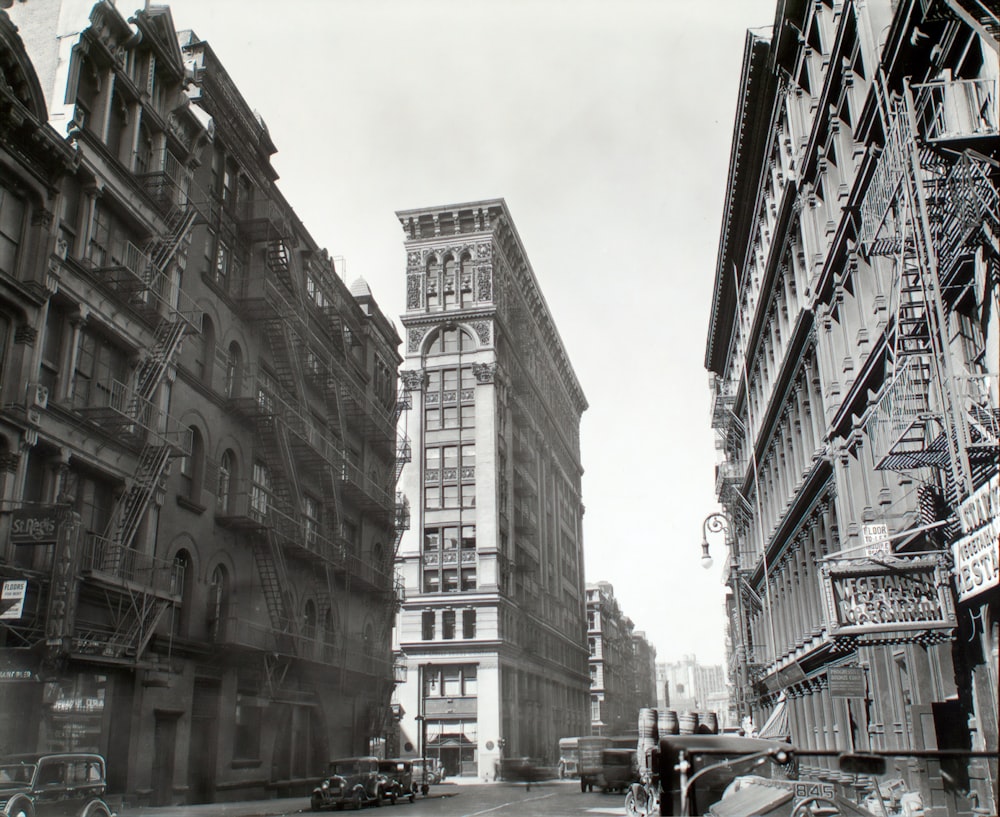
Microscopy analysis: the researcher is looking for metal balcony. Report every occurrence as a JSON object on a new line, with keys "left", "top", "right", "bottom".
{"left": 915, "top": 78, "right": 998, "bottom": 145}
{"left": 80, "top": 534, "right": 184, "bottom": 599}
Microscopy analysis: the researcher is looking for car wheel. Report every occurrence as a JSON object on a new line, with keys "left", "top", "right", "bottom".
{"left": 353, "top": 790, "right": 364, "bottom": 810}
{"left": 310, "top": 793, "right": 324, "bottom": 811}
{"left": 8, "top": 800, "right": 31, "bottom": 817}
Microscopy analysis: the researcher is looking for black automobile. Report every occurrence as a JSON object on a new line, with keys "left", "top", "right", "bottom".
{"left": 0, "top": 754, "right": 114, "bottom": 817}
{"left": 310, "top": 757, "right": 388, "bottom": 811}
{"left": 377, "top": 760, "right": 416, "bottom": 804}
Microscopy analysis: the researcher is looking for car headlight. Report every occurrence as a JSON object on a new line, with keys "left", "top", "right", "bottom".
{"left": 321, "top": 781, "right": 329, "bottom": 790}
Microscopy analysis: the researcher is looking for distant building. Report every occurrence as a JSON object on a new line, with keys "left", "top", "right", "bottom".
{"left": 656, "top": 656, "right": 728, "bottom": 726}
{"left": 393, "top": 200, "right": 590, "bottom": 778}
{"left": 2, "top": 1, "right": 403, "bottom": 803}
{"left": 587, "top": 582, "right": 657, "bottom": 736}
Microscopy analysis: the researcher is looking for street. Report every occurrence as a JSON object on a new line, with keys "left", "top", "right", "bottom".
{"left": 125, "top": 782, "right": 632, "bottom": 817}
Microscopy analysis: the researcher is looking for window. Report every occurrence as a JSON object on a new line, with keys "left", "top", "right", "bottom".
{"left": 462, "top": 610, "right": 476, "bottom": 639}
{"left": 424, "top": 366, "right": 475, "bottom": 430}
{"left": 441, "top": 610, "right": 455, "bottom": 641}
{"left": 215, "top": 240, "right": 232, "bottom": 290}
{"left": 225, "top": 342, "right": 242, "bottom": 398}
{"left": 0, "top": 184, "right": 25, "bottom": 277}
{"left": 74, "top": 328, "right": 128, "bottom": 408}
{"left": 208, "top": 563, "right": 228, "bottom": 639}
{"left": 303, "top": 494, "right": 320, "bottom": 547}
{"left": 87, "top": 201, "right": 113, "bottom": 267}
{"left": 250, "top": 460, "right": 270, "bottom": 520}
{"left": 234, "top": 698, "right": 262, "bottom": 761}
{"left": 422, "top": 611, "right": 435, "bottom": 640}
{"left": 180, "top": 426, "right": 204, "bottom": 503}
{"left": 216, "top": 450, "right": 233, "bottom": 513}
{"left": 423, "top": 444, "right": 475, "bottom": 512}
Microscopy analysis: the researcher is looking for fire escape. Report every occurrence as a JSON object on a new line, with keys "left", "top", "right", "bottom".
{"left": 217, "top": 198, "right": 411, "bottom": 696}
{"left": 71, "top": 148, "right": 202, "bottom": 664}
{"left": 862, "top": 76, "right": 999, "bottom": 505}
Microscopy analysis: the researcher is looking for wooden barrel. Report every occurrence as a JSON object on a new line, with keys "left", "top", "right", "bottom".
{"left": 638, "top": 707, "right": 658, "bottom": 740}
{"left": 658, "top": 709, "right": 679, "bottom": 736}
{"left": 678, "top": 711, "right": 699, "bottom": 735}
{"left": 698, "top": 711, "right": 719, "bottom": 734}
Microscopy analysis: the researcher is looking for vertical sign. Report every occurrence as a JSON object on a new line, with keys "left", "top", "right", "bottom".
{"left": 953, "top": 475, "right": 999, "bottom": 603}
{"left": 45, "top": 512, "right": 83, "bottom": 655}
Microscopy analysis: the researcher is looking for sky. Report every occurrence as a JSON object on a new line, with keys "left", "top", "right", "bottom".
{"left": 158, "top": 0, "right": 779, "bottom": 666}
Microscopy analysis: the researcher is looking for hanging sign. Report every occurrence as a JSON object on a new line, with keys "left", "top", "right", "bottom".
{"left": 822, "top": 556, "right": 955, "bottom": 637}
{"left": 952, "top": 475, "right": 999, "bottom": 603}
{"left": 1, "top": 580, "right": 27, "bottom": 620}
{"left": 862, "top": 523, "right": 890, "bottom": 557}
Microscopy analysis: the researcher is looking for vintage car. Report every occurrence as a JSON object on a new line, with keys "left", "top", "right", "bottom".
{"left": 310, "top": 756, "right": 388, "bottom": 810}
{"left": 0, "top": 754, "right": 114, "bottom": 817}
{"left": 377, "top": 759, "right": 416, "bottom": 803}
{"left": 600, "top": 747, "right": 640, "bottom": 793}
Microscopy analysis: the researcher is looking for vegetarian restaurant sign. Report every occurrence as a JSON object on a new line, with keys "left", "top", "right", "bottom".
{"left": 952, "top": 475, "right": 999, "bottom": 604}
{"left": 822, "top": 556, "right": 955, "bottom": 637}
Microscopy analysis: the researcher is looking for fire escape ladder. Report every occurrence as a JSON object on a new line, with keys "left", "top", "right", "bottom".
{"left": 103, "top": 443, "right": 173, "bottom": 556}
{"left": 252, "top": 530, "right": 297, "bottom": 654}
{"left": 135, "top": 318, "right": 188, "bottom": 402}
{"left": 143, "top": 203, "right": 198, "bottom": 276}
{"left": 109, "top": 591, "right": 172, "bottom": 661}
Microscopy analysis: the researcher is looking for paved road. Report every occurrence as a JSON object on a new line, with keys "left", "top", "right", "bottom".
{"left": 123, "top": 781, "right": 630, "bottom": 817}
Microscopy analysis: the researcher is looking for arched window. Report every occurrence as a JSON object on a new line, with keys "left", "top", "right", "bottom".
{"left": 216, "top": 449, "right": 234, "bottom": 513}
{"left": 428, "top": 326, "right": 473, "bottom": 355}
{"left": 180, "top": 427, "right": 205, "bottom": 504}
{"left": 459, "top": 253, "right": 474, "bottom": 306}
{"left": 250, "top": 460, "right": 271, "bottom": 520}
{"left": 224, "top": 341, "right": 242, "bottom": 398}
{"left": 172, "top": 549, "right": 193, "bottom": 636}
{"left": 198, "top": 316, "right": 216, "bottom": 387}
{"left": 208, "top": 563, "right": 229, "bottom": 640}
{"left": 443, "top": 256, "right": 457, "bottom": 309}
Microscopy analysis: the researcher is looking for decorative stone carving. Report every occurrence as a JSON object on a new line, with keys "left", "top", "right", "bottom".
{"left": 470, "top": 321, "right": 491, "bottom": 346}
{"left": 406, "top": 273, "right": 423, "bottom": 309}
{"left": 407, "top": 326, "right": 430, "bottom": 353}
{"left": 472, "top": 363, "right": 497, "bottom": 384}
{"left": 14, "top": 325, "right": 38, "bottom": 345}
{"left": 400, "top": 369, "right": 426, "bottom": 391}
{"left": 476, "top": 266, "right": 492, "bottom": 301}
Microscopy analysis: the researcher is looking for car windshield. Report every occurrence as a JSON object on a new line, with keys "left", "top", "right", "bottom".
{"left": 0, "top": 764, "right": 35, "bottom": 784}
{"left": 329, "top": 761, "right": 357, "bottom": 775}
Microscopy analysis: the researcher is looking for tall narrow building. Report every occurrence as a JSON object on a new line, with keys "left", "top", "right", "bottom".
{"left": 393, "top": 200, "right": 590, "bottom": 779}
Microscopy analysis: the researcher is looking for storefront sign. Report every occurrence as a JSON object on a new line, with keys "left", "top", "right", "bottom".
{"left": 828, "top": 665, "right": 866, "bottom": 698}
{"left": 952, "top": 475, "right": 999, "bottom": 603}
{"left": 823, "top": 557, "right": 955, "bottom": 637}
{"left": 1, "top": 579, "right": 27, "bottom": 620}
{"left": 10, "top": 507, "right": 59, "bottom": 545}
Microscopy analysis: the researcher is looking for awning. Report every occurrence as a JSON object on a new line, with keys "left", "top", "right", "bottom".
{"left": 757, "top": 695, "right": 789, "bottom": 741}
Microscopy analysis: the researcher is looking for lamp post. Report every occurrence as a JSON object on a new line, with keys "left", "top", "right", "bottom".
{"left": 700, "top": 512, "right": 752, "bottom": 723}
{"left": 416, "top": 662, "right": 432, "bottom": 794}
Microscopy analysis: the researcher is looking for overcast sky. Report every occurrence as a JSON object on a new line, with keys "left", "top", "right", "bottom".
{"left": 159, "top": 0, "right": 779, "bottom": 666}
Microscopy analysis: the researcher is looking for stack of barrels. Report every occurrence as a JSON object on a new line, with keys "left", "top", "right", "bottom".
{"left": 636, "top": 708, "right": 720, "bottom": 768}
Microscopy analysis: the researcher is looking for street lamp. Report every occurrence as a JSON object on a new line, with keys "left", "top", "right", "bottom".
{"left": 701, "top": 513, "right": 729, "bottom": 570}
{"left": 699, "top": 511, "right": 752, "bottom": 723}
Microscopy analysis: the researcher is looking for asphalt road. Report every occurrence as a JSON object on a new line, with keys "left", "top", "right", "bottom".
{"left": 125, "top": 781, "right": 631, "bottom": 817}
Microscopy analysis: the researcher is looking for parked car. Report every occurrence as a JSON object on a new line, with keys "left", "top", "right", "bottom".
{"left": 600, "top": 748, "right": 639, "bottom": 793}
{"left": 0, "top": 754, "right": 114, "bottom": 817}
{"left": 410, "top": 758, "right": 443, "bottom": 792}
{"left": 377, "top": 759, "right": 416, "bottom": 803}
{"left": 310, "top": 757, "right": 388, "bottom": 811}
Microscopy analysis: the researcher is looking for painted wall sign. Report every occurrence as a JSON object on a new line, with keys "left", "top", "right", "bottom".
{"left": 10, "top": 507, "right": 59, "bottom": 545}
{"left": 862, "top": 523, "right": 890, "bottom": 557}
{"left": 952, "top": 475, "right": 999, "bottom": 603}
{"left": 823, "top": 557, "right": 955, "bottom": 636}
